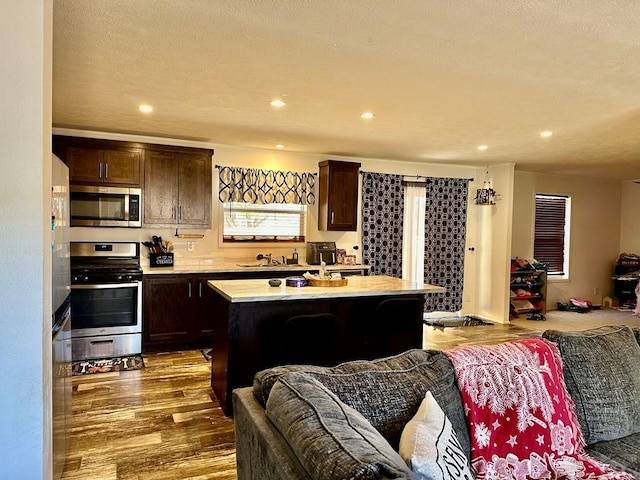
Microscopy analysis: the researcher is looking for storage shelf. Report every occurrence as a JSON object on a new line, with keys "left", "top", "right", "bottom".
{"left": 514, "top": 307, "right": 544, "bottom": 313}
{"left": 510, "top": 260, "right": 547, "bottom": 320}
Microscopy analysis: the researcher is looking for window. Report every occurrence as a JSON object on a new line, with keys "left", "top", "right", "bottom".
{"left": 222, "top": 202, "right": 306, "bottom": 242}
{"left": 534, "top": 194, "right": 570, "bottom": 277}
{"left": 401, "top": 183, "right": 426, "bottom": 283}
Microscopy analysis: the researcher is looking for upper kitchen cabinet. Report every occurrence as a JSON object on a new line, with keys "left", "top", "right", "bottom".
{"left": 318, "top": 160, "right": 361, "bottom": 231}
{"left": 53, "top": 136, "right": 143, "bottom": 187}
{"left": 143, "top": 146, "right": 213, "bottom": 228}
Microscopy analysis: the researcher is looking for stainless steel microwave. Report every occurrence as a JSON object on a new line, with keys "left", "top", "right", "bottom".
{"left": 70, "top": 186, "right": 141, "bottom": 227}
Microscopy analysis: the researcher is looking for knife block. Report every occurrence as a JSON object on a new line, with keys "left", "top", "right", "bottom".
{"left": 150, "top": 252, "right": 174, "bottom": 267}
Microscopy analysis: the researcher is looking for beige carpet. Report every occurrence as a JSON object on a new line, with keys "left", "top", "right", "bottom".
{"left": 512, "top": 307, "right": 640, "bottom": 332}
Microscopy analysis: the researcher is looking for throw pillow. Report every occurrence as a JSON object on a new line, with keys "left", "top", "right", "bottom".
{"left": 254, "top": 349, "right": 470, "bottom": 459}
{"left": 543, "top": 325, "right": 640, "bottom": 444}
{"left": 399, "top": 391, "right": 474, "bottom": 480}
{"left": 265, "top": 372, "right": 414, "bottom": 480}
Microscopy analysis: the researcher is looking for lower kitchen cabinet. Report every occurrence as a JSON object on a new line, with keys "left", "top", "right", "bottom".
{"left": 143, "top": 267, "right": 369, "bottom": 352}
{"left": 143, "top": 275, "right": 216, "bottom": 351}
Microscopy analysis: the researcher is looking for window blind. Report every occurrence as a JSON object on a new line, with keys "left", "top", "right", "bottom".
{"left": 534, "top": 195, "right": 568, "bottom": 275}
{"left": 222, "top": 202, "right": 306, "bottom": 242}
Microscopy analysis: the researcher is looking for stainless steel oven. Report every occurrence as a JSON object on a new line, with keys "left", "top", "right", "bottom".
{"left": 70, "top": 242, "right": 143, "bottom": 360}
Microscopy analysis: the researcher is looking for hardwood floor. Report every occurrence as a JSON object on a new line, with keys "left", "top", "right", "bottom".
{"left": 62, "top": 350, "right": 236, "bottom": 480}
{"left": 62, "top": 308, "right": 640, "bottom": 479}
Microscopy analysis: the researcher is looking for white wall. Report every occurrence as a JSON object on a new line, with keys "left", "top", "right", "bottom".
{"left": 512, "top": 171, "right": 621, "bottom": 307}
{"left": 620, "top": 182, "right": 640, "bottom": 254}
{"left": 474, "top": 164, "right": 515, "bottom": 323}
{"left": 54, "top": 128, "right": 487, "bottom": 316}
{"left": 0, "top": 1, "right": 52, "bottom": 478}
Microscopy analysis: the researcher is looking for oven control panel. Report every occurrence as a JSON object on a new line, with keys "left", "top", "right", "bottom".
{"left": 71, "top": 271, "right": 143, "bottom": 285}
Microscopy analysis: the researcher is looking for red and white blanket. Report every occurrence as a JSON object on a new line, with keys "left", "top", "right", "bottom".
{"left": 446, "top": 338, "right": 633, "bottom": 479}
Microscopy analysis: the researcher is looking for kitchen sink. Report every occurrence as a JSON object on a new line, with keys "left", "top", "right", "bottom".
{"left": 236, "top": 263, "right": 277, "bottom": 268}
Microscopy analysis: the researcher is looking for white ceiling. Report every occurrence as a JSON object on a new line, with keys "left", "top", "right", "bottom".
{"left": 53, "top": 1, "right": 640, "bottom": 181}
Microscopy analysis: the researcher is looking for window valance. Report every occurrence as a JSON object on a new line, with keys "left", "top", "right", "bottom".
{"left": 217, "top": 166, "right": 316, "bottom": 205}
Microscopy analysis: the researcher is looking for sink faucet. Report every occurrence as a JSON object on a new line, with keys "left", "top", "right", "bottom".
{"left": 256, "top": 253, "right": 278, "bottom": 265}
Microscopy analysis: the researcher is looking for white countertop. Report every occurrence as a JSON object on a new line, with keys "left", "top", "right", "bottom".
{"left": 142, "top": 262, "right": 370, "bottom": 275}
{"left": 207, "top": 275, "right": 445, "bottom": 303}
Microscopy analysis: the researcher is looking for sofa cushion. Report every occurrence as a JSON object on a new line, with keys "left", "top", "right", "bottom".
{"left": 399, "top": 391, "right": 473, "bottom": 480}
{"left": 254, "top": 349, "right": 470, "bottom": 458}
{"left": 254, "top": 349, "right": 436, "bottom": 407}
{"left": 542, "top": 325, "right": 640, "bottom": 444}
{"left": 265, "top": 372, "right": 414, "bottom": 480}
{"left": 585, "top": 432, "right": 640, "bottom": 477}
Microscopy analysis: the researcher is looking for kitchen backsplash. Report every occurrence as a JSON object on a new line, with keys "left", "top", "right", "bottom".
{"left": 69, "top": 226, "right": 362, "bottom": 266}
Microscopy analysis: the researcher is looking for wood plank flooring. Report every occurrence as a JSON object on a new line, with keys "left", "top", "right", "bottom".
{"left": 62, "top": 309, "right": 640, "bottom": 479}
{"left": 62, "top": 350, "right": 236, "bottom": 480}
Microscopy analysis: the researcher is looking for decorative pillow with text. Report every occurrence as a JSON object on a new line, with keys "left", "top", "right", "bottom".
{"left": 399, "top": 391, "right": 474, "bottom": 480}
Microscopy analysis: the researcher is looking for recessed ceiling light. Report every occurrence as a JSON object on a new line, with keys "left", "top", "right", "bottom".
{"left": 275, "top": 144, "right": 285, "bottom": 149}
{"left": 478, "top": 145, "right": 488, "bottom": 151}
{"left": 360, "top": 112, "right": 375, "bottom": 119}
{"left": 539, "top": 130, "right": 553, "bottom": 137}
{"left": 138, "top": 104, "right": 153, "bottom": 113}
{"left": 270, "top": 99, "right": 286, "bottom": 107}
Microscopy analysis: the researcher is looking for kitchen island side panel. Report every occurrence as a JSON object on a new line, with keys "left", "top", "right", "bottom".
{"left": 209, "top": 291, "right": 426, "bottom": 415}
{"left": 210, "top": 292, "right": 230, "bottom": 409}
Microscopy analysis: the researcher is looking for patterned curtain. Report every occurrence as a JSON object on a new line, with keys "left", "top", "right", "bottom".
{"left": 217, "top": 166, "right": 315, "bottom": 204}
{"left": 361, "top": 172, "right": 405, "bottom": 277}
{"left": 423, "top": 177, "right": 469, "bottom": 312}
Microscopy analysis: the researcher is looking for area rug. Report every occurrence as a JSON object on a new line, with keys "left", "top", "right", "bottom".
{"left": 202, "top": 348, "right": 212, "bottom": 361}
{"left": 72, "top": 354, "right": 145, "bottom": 376}
{"left": 423, "top": 316, "right": 493, "bottom": 328}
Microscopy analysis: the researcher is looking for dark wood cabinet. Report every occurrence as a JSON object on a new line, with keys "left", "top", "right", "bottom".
{"left": 318, "top": 160, "right": 361, "bottom": 231}
{"left": 143, "top": 148, "right": 213, "bottom": 228}
{"left": 53, "top": 136, "right": 143, "bottom": 187}
{"left": 143, "top": 274, "right": 216, "bottom": 351}
{"left": 53, "top": 135, "right": 214, "bottom": 226}
{"left": 143, "top": 150, "right": 179, "bottom": 225}
{"left": 143, "top": 268, "right": 369, "bottom": 353}
{"left": 193, "top": 275, "right": 216, "bottom": 339}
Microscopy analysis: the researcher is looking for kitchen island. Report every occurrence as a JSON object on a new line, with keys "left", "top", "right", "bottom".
{"left": 207, "top": 275, "right": 444, "bottom": 415}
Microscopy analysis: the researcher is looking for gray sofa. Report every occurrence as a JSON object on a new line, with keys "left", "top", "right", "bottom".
{"left": 233, "top": 325, "right": 640, "bottom": 479}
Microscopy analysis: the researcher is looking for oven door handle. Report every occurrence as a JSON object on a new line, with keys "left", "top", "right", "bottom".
{"left": 71, "top": 282, "right": 140, "bottom": 290}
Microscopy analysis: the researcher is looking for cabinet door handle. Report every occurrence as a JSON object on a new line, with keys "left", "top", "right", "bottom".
{"left": 188, "top": 282, "right": 192, "bottom": 298}
{"left": 179, "top": 206, "right": 182, "bottom": 220}
{"left": 98, "top": 163, "right": 102, "bottom": 179}
{"left": 104, "top": 162, "right": 109, "bottom": 179}
{"left": 331, "top": 211, "right": 335, "bottom": 224}
{"left": 172, "top": 206, "right": 176, "bottom": 220}
{"left": 198, "top": 281, "right": 202, "bottom": 298}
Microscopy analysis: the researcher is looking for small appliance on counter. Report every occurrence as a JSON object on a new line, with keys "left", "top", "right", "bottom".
{"left": 306, "top": 242, "right": 337, "bottom": 265}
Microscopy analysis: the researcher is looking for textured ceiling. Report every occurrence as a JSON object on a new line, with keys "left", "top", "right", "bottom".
{"left": 53, "top": 1, "right": 640, "bottom": 181}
